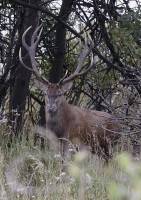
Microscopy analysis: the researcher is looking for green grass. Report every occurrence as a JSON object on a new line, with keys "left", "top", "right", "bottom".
{"left": 0, "top": 123, "right": 141, "bottom": 200}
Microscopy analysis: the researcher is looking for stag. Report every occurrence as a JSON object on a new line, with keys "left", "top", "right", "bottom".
{"left": 19, "top": 25, "right": 121, "bottom": 163}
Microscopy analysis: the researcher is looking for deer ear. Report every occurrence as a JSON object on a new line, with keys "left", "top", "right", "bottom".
{"left": 61, "top": 81, "right": 73, "bottom": 93}
{"left": 34, "top": 79, "right": 47, "bottom": 92}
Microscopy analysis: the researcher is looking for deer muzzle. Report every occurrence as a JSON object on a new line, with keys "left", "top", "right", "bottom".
{"left": 47, "top": 105, "right": 56, "bottom": 113}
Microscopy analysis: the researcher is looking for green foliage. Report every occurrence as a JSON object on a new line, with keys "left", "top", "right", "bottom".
{"left": 108, "top": 153, "right": 141, "bottom": 200}
{"left": 110, "top": 11, "right": 141, "bottom": 67}
{"left": 91, "top": 66, "right": 120, "bottom": 90}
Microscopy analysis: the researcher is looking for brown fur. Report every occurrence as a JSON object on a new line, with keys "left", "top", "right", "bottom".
{"left": 20, "top": 26, "right": 121, "bottom": 163}
{"left": 34, "top": 80, "right": 122, "bottom": 162}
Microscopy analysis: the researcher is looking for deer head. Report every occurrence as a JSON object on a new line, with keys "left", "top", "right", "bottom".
{"left": 34, "top": 79, "right": 73, "bottom": 113}
{"left": 19, "top": 25, "right": 93, "bottom": 114}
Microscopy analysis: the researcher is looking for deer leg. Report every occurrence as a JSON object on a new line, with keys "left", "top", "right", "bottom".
{"left": 60, "top": 140, "right": 75, "bottom": 171}
{"left": 100, "top": 144, "right": 113, "bottom": 163}
{"left": 34, "top": 133, "right": 45, "bottom": 149}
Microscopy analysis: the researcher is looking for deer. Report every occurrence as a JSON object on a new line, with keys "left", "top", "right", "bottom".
{"left": 19, "top": 25, "right": 121, "bottom": 164}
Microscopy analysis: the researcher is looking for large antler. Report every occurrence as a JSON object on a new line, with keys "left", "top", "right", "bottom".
{"left": 19, "top": 25, "right": 49, "bottom": 84}
{"left": 59, "top": 32, "right": 93, "bottom": 85}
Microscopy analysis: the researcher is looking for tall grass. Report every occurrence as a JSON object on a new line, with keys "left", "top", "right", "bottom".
{"left": 0, "top": 122, "right": 141, "bottom": 200}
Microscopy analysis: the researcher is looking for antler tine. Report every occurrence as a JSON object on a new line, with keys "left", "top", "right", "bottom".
{"left": 19, "top": 25, "right": 49, "bottom": 84}
{"left": 31, "top": 24, "right": 43, "bottom": 48}
{"left": 19, "top": 48, "right": 34, "bottom": 72}
{"left": 61, "top": 32, "right": 93, "bottom": 84}
{"left": 75, "top": 32, "right": 92, "bottom": 73}
{"left": 58, "top": 70, "right": 68, "bottom": 85}
{"left": 22, "top": 26, "right": 32, "bottom": 50}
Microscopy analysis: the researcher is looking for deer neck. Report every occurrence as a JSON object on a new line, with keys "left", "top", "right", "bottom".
{"left": 58, "top": 98, "right": 71, "bottom": 117}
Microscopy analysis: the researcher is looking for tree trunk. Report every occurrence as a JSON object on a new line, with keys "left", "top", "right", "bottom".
{"left": 49, "top": 0, "right": 74, "bottom": 83}
{"left": 39, "top": 0, "right": 74, "bottom": 128}
{"left": 9, "top": 0, "right": 39, "bottom": 134}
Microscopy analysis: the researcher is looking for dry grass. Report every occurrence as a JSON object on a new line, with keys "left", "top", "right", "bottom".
{"left": 0, "top": 122, "right": 141, "bottom": 200}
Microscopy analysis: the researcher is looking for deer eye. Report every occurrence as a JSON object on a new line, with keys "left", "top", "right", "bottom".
{"left": 44, "top": 92, "right": 50, "bottom": 98}
{"left": 44, "top": 92, "right": 48, "bottom": 96}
